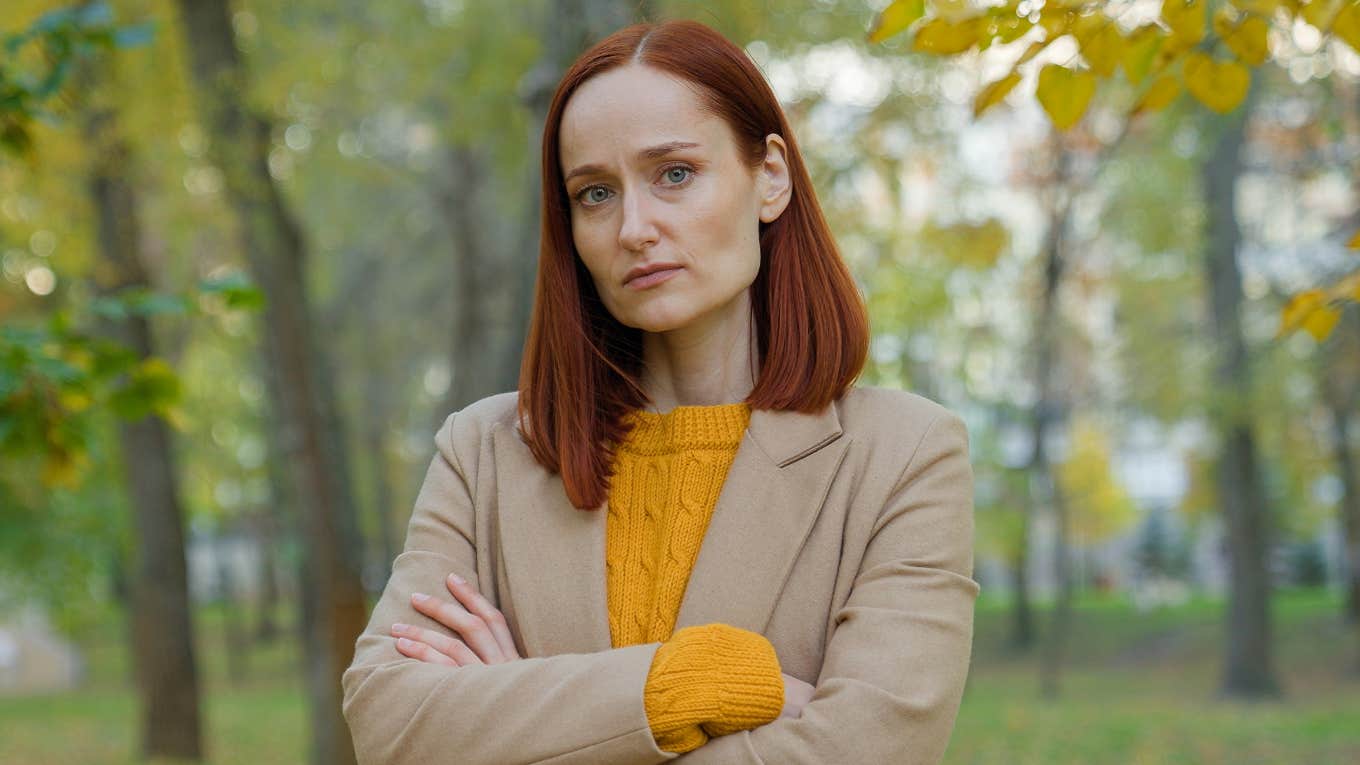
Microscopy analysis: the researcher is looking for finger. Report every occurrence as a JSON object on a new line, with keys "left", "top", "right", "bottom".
{"left": 445, "top": 574, "right": 521, "bottom": 660}
{"left": 412, "top": 592, "right": 507, "bottom": 664}
{"left": 395, "top": 636, "right": 457, "bottom": 666}
{"left": 391, "top": 622, "right": 482, "bottom": 666}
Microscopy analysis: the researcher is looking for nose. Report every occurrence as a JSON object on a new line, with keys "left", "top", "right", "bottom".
{"left": 617, "top": 186, "right": 659, "bottom": 253}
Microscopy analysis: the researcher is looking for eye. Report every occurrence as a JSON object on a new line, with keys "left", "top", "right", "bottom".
{"left": 662, "top": 165, "right": 693, "bottom": 185}
{"left": 576, "top": 185, "right": 612, "bottom": 207}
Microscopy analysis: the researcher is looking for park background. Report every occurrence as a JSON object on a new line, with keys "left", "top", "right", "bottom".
{"left": 2, "top": 0, "right": 1359, "bottom": 763}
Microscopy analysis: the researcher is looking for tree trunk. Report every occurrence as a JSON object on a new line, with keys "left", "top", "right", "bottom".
{"left": 438, "top": 145, "right": 505, "bottom": 412}
{"left": 84, "top": 87, "right": 203, "bottom": 761}
{"left": 1008, "top": 522, "right": 1035, "bottom": 652}
{"left": 1032, "top": 130, "right": 1074, "bottom": 700}
{"left": 252, "top": 507, "right": 282, "bottom": 643}
{"left": 1318, "top": 309, "right": 1360, "bottom": 674}
{"left": 1200, "top": 81, "right": 1281, "bottom": 699}
{"left": 173, "top": 2, "right": 368, "bottom": 761}
{"left": 357, "top": 308, "right": 398, "bottom": 579}
{"left": 215, "top": 533, "right": 249, "bottom": 685}
{"left": 1334, "top": 402, "right": 1360, "bottom": 619}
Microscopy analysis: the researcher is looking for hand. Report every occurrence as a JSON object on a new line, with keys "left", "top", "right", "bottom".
{"left": 779, "top": 672, "right": 815, "bottom": 719}
{"left": 391, "top": 573, "right": 522, "bottom": 667}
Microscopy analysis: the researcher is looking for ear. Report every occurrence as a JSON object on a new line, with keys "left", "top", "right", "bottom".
{"left": 756, "top": 133, "right": 792, "bottom": 224}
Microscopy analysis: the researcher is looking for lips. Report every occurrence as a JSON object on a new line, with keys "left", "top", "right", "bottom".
{"left": 624, "top": 263, "right": 683, "bottom": 289}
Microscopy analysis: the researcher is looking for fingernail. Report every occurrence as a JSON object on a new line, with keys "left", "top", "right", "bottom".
{"left": 449, "top": 574, "right": 466, "bottom": 586}
{"left": 392, "top": 623, "right": 409, "bottom": 634}
{"left": 396, "top": 637, "right": 412, "bottom": 649}
{"left": 412, "top": 592, "right": 429, "bottom": 603}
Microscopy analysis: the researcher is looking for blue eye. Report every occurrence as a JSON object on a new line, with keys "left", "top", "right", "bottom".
{"left": 580, "top": 186, "right": 611, "bottom": 205}
{"left": 663, "top": 166, "right": 692, "bottom": 184}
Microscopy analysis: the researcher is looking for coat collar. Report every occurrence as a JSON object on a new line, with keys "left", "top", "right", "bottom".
{"left": 492, "top": 401, "right": 848, "bottom": 656}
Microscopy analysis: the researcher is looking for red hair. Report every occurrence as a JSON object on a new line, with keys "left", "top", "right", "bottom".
{"left": 518, "top": 19, "right": 868, "bottom": 510}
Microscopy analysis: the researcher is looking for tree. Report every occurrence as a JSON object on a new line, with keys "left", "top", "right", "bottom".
{"left": 79, "top": 15, "right": 204, "bottom": 758}
{"left": 171, "top": 1, "right": 368, "bottom": 762}
{"left": 862, "top": 0, "right": 1360, "bottom": 700}
{"left": 867, "top": 0, "right": 1360, "bottom": 333}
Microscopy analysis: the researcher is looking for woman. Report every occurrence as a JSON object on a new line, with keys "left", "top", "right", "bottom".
{"left": 342, "top": 18, "right": 978, "bottom": 765}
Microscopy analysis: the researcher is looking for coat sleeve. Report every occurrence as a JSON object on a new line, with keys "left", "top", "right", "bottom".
{"left": 671, "top": 410, "right": 980, "bottom": 765}
{"left": 341, "top": 409, "right": 680, "bottom": 765}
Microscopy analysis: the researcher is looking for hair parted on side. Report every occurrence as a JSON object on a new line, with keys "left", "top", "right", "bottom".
{"left": 517, "top": 18, "right": 869, "bottom": 511}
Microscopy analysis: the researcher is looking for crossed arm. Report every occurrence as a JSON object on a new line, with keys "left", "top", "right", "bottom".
{"left": 341, "top": 408, "right": 978, "bottom": 764}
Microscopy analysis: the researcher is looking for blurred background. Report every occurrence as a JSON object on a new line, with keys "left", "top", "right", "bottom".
{"left": 2, "top": 0, "right": 1359, "bottom": 763}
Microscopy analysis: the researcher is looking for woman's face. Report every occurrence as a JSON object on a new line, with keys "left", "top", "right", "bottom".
{"left": 558, "top": 64, "right": 790, "bottom": 335}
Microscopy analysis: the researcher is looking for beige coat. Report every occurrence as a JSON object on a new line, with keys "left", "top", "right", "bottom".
{"left": 342, "top": 385, "right": 979, "bottom": 764}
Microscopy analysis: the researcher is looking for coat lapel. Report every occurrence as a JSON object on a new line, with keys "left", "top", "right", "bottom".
{"left": 493, "top": 401, "right": 849, "bottom": 657}
{"left": 673, "top": 403, "right": 849, "bottom": 635}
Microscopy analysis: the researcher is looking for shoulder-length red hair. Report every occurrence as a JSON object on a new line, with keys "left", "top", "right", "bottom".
{"left": 518, "top": 18, "right": 868, "bottom": 510}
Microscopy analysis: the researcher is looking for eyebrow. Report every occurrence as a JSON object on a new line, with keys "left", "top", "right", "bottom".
{"left": 563, "top": 141, "right": 702, "bottom": 184}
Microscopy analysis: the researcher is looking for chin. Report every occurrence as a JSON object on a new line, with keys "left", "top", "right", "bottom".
{"left": 619, "top": 305, "right": 696, "bottom": 334}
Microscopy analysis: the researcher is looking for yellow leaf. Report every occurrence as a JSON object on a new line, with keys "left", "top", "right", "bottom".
{"left": 1058, "top": 418, "right": 1138, "bottom": 546}
{"left": 912, "top": 17, "right": 983, "bottom": 54}
{"left": 1278, "top": 288, "right": 1326, "bottom": 336}
{"left": 1073, "top": 10, "right": 1108, "bottom": 44}
{"left": 1236, "top": 0, "right": 1281, "bottom": 14}
{"left": 1079, "top": 19, "right": 1126, "bottom": 77}
{"left": 1017, "top": 38, "right": 1051, "bottom": 66}
{"left": 1133, "top": 75, "right": 1182, "bottom": 114}
{"left": 59, "top": 390, "right": 92, "bottom": 412}
{"left": 1122, "top": 24, "right": 1166, "bottom": 85}
{"left": 867, "top": 0, "right": 927, "bottom": 43}
{"left": 1036, "top": 64, "right": 1098, "bottom": 130}
{"left": 1304, "top": 303, "right": 1342, "bottom": 340}
{"left": 1223, "top": 14, "right": 1270, "bottom": 65}
{"left": 1301, "top": 0, "right": 1342, "bottom": 31}
{"left": 1335, "top": 4, "right": 1360, "bottom": 52}
{"left": 933, "top": 0, "right": 977, "bottom": 22}
{"left": 1163, "top": 0, "right": 1207, "bottom": 45}
{"left": 1332, "top": 271, "right": 1360, "bottom": 302}
{"left": 992, "top": 12, "right": 1034, "bottom": 44}
{"left": 1212, "top": 7, "right": 1237, "bottom": 39}
{"left": 41, "top": 448, "right": 89, "bottom": 489}
{"left": 1155, "top": 31, "right": 1197, "bottom": 72}
{"left": 1348, "top": 227, "right": 1360, "bottom": 249}
{"left": 1184, "top": 53, "right": 1251, "bottom": 113}
{"left": 975, "top": 72, "right": 1023, "bottom": 117}
{"left": 163, "top": 405, "right": 191, "bottom": 432}
{"left": 1039, "top": 7, "right": 1075, "bottom": 37}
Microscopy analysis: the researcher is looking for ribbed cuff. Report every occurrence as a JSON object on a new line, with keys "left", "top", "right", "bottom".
{"left": 643, "top": 623, "right": 785, "bottom": 752}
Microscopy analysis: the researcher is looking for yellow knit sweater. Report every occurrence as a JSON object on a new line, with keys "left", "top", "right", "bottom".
{"left": 606, "top": 402, "right": 785, "bottom": 753}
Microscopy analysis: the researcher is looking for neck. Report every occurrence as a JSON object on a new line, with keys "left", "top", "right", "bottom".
{"left": 640, "top": 289, "right": 759, "bottom": 412}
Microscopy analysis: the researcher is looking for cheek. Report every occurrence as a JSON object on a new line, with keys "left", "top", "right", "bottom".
{"left": 699, "top": 193, "right": 762, "bottom": 279}
{"left": 571, "top": 225, "right": 609, "bottom": 281}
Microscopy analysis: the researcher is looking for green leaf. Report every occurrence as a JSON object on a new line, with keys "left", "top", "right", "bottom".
{"left": 89, "top": 296, "right": 129, "bottom": 321}
{"left": 199, "top": 273, "right": 266, "bottom": 311}
{"left": 126, "top": 291, "right": 190, "bottom": 317}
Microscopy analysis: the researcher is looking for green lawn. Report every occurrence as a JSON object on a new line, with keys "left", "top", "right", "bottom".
{"left": 949, "top": 589, "right": 1360, "bottom": 765}
{"left": 2, "top": 589, "right": 1357, "bottom": 764}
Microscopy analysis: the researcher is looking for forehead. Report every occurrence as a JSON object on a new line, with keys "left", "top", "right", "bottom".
{"left": 559, "top": 64, "right": 728, "bottom": 168}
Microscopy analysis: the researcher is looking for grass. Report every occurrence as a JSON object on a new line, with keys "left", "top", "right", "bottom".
{"left": 947, "top": 588, "right": 1360, "bottom": 765}
{"left": 2, "top": 589, "right": 1357, "bottom": 763}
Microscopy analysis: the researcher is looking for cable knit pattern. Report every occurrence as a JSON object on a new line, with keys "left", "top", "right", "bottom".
{"left": 605, "top": 402, "right": 785, "bottom": 753}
